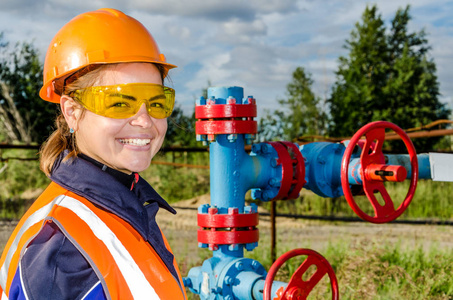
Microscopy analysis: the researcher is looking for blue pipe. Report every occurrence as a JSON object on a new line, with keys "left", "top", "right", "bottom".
{"left": 186, "top": 86, "right": 286, "bottom": 300}
{"left": 348, "top": 154, "right": 431, "bottom": 185}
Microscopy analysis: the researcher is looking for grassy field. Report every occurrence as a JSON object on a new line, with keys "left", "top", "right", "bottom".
{"left": 171, "top": 228, "right": 453, "bottom": 300}
{"left": 0, "top": 149, "right": 452, "bottom": 299}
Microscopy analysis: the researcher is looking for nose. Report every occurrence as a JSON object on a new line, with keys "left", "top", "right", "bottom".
{"left": 130, "top": 103, "right": 153, "bottom": 128}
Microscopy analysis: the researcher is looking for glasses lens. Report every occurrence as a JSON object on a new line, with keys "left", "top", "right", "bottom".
{"left": 74, "top": 83, "right": 175, "bottom": 119}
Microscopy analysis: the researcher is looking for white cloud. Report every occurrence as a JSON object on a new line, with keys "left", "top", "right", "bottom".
{"left": 0, "top": 0, "right": 452, "bottom": 115}
{"left": 219, "top": 19, "right": 267, "bottom": 44}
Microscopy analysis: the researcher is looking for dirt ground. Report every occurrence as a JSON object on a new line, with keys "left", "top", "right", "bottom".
{"left": 1, "top": 193, "right": 452, "bottom": 263}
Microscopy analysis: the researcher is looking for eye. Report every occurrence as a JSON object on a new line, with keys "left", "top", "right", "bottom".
{"left": 110, "top": 102, "right": 131, "bottom": 108}
{"left": 149, "top": 101, "right": 164, "bottom": 108}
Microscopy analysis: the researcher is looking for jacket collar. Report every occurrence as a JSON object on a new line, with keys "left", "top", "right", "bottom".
{"left": 49, "top": 151, "right": 176, "bottom": 242}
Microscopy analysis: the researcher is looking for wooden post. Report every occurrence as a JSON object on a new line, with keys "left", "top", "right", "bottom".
{"left": 270, "top": 200, "right": 276, "bottom": 263}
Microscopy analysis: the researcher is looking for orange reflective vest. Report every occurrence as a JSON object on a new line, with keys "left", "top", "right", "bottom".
{"left": 0, "top": 182, "right": 187, "bottom": 299}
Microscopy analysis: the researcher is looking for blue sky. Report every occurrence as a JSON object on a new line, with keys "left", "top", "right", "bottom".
{"left": 1, "top": 0, "right": 452, "bottom": 117}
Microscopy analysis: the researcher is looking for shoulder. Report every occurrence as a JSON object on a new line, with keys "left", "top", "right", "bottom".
{"left": 12, "top": 221, "right": 106, "bottom": 300}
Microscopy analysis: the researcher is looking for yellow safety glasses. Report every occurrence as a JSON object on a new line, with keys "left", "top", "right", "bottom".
{"left": 72, "top": 83, "right": 175, "bottom": 119}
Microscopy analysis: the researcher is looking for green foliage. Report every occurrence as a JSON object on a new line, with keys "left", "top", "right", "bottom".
{"left": 241, "top": 237, "right": 453, "bottom": 299}
{"left": 141, "top": 151, "right": 210, "bottom": 203}
{"left": 259, "top": 67, "right": 327, "bottom": 141}
{"left": 0, "top": 149, "right": 50, "bottom": 218}
{"left": 328, "top": 5, "right": 450, "bottom": 151}
{"left": 0, "top": 33, "right": 57, "bottom": 143}
{"left": 164, "top": 106, "right": 198, "bottom": 148}
{"left": 254, "top": 180, "right": 453, "bottom": 221}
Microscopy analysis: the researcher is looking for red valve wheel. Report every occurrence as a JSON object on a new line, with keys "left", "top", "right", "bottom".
{"left": 341, "top": 121, "right": 418, "bottom": 223}
{"left": 263, "top": 248, "right": 339, "bottom": 300}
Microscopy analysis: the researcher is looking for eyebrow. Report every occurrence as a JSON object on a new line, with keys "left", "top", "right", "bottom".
{"left": 109, "top": 93, "right": 136, "bottom": 101}
{"left": 148, "top": 94, "right": 166, "bottom": 101}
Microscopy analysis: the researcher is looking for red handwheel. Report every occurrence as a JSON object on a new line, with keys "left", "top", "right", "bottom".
{"left": 263, "top": 248, "right": 339, "bottom": 300}
{"left": 341, "top": 121, "right": 418, "bottom": 223}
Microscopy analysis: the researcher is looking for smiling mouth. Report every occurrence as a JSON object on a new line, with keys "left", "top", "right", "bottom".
{"left": 118, "top": 138, "right": 151, "bottom": 146}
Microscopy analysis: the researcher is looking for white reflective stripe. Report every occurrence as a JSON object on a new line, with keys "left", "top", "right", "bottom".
{"left": 18, "top": 262, "right": 29, "bottom": 300}
{"left": 0, "top": 195, "right": 65, "bottom": 290}
{"left": 59, "top": 196, "right": 160, "bottom": 300}
{"left": 81, "top": 280, "right": 101, "bottom": 300}
{"left": 1, "top": 291, "right": 8, "bottom": 300}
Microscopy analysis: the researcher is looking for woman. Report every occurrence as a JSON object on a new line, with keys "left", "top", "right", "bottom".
{"left": 0, "top": 8, "right": 186, "bottom": 300}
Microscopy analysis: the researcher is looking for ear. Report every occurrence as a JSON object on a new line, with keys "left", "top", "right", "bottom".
{"left": 60, "top": 95, "right": 83, "bottom": 131}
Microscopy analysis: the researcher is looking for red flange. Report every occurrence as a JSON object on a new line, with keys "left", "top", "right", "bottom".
{"left": 263, "top": 248, "right": 339, "bottom": 300}
{"left": 198, "top": 212, "right": 259, "bottom": 228}
{"left": 341, "top": 121, "right": 418, "bottom": 223}
{"left": 197, "top": 229, "right": 259, "bottom": 245}
{"left": 195, "top": 103, "right": 257, "bottom": 119}
{"left": 197, "top": 208, "right": 259, "bottom": 246}
{"left": 281, "top": 142, "right": 307, "bottom": 199}
{"left": 267, "top": 142, "right": 294, "bottom": 200}
{"left": 195, "top": 98, "right": 258, "bottom": 136}
{"left": 195, "top": 120, "right": 257, "bottom": 135}
{"left": 266, "top": 142, "right": 306, "bottom": 200}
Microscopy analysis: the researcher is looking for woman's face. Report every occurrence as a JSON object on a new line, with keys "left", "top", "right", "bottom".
{"left": 66, "top": 63, "right": 167, "bottom": 173}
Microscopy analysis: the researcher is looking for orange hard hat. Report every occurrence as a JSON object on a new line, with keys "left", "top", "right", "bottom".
{"left": 40, "top": 8, "right": 176, "bottom": 103}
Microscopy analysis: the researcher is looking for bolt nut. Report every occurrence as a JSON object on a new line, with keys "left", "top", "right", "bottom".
{"left": 269, "top": 178, "right": 281, "bottom": 187}
{"left": 198, "top": 204, "right": 210, "bottom": 213}
{"left": 225, "top": 276, "right": 234, "bottom": 286}
{"left": 227, "top": 134, "right": 238, "bottom": 143}
{"left": 209, "top": 244, "right": 219, "bottom": 251}
{"left": 251, "top": 189, "right": 262, "bottom": 200}
{"left": 228, "top": 244, "right": 239, "bottom": 251}
{"left": 251, "top": 260, "right": 260, "bottom": 270}
{"left": 235, "top": 261, "right": 244, "bottom": 271}
{"left": 228, "top": 207, "right": 239, "bottom": 214}
{"left": 227, "top": 96, "right": 237, "bottom": 104}
{"left": 196, "top": 96, "right": 206, "bottom": 106}
{"left": 251, "top": 143, "right": 261, "bottom": 154}
{"left": 261, "top": 143, "right": 271, "bottom": 154}
{"left": 271, "top": 158, "right": 279, "bottom": 167}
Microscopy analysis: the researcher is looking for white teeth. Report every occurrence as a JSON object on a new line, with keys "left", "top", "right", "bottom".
{"left": 119, "top": 139, "right": 151, "bottom": 146}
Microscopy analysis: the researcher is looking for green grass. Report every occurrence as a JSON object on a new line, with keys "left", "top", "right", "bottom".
{"left": 170, "top": 233, "right": 452, "bottom": 300}
{"left": 256, "top": 180, "right": 453, "bottom": 221}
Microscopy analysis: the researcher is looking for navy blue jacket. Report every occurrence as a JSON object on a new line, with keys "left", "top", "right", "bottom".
{"left": 9, "top": 152, "right": 178, "bottom": 299}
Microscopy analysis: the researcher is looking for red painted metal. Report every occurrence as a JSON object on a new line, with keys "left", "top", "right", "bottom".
{"left": 263, "top": 248, "right": 339, "bottom": 300}
{"left": 281, "top": 141, "right": 306, "bottom": 199}
{"left": 198, "top": 212, "right": 259, "bottom": 228}
{"left": 197, "top": 228, "right": 259, "bottom": 244}
{"left": 195, "top": 103, "right": 257, "bottom": 119}
{"left": 195, "top": 120, "right": 257, "bottom": 135}
{"left": 266, "top": 142, "right": 306, "bottom": 201}
{"left": 365, "top": 164, "right": 407, "bottom": 182}
{"left": 267, "top": 142, "right": 293, "bottom": 200}
{"left": 341, "top": 121, "right": 418, "bottom": 223}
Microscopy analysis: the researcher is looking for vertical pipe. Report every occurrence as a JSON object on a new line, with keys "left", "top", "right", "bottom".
{"left": 207, "top": 86, "right": 246, "bottom": 259}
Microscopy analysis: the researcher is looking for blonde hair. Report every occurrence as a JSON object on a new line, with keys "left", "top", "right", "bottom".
{"left": 39, "top": 63, "right": 166, "bottom": 176}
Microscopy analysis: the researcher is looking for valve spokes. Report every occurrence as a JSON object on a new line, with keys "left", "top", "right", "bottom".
{"left": 341, "top": 121, "right": 418, "bottom": 223}
{"left": 263, "top": 248, "right": 339, "bottom": 300}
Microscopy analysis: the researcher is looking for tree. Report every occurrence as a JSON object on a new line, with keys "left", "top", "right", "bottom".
{"left": 328, "top": 5, "right": 389, "bottom": 138}
{"left": 0, "top": 34, "right": 57, "bottom": 144}
{"left": 259, "top": 67, "right": 326, "bottom": 141}
{"left": 163, "top": 106, "right": 197, "bottom": 147}
{"left": 328, "top": 5, "right": 450, "bottom": 150}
